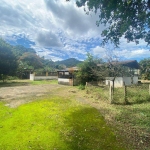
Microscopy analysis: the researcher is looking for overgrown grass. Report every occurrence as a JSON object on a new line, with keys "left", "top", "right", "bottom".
{"left": 0, "top": 97, "right": 125, "bottom": 150}
{"left": 85, "top": 85, "right": 150, "bottom": 149}
{"left": 113, "top": 84, "right": 150, "bottom": 104}
{"left": 115, "top": 103, "right": 150, "bottom": 132}
{"left": 85, "top": 85, "right": 109, "bottom": 101}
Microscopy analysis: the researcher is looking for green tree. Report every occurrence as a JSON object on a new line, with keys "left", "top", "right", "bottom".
{"left": 75, "top": 53, "right": 103, "bottom": 85}
{"left": 12, "top": 45, "right": 36, "bottom": 58}
{"left": 19, "top": 52, "right": 43, "bottom": 70}
{"left": 75, "top": 0, "right": 150, "bottom": 47}
{"left": 139, "top": 58, "right": 150, "bottom": 80}
{"left": 17, "top": 61, "right": 34, "bottom": 79}
{"left": 0, "top": 39, "right": 17, "bottom": 81}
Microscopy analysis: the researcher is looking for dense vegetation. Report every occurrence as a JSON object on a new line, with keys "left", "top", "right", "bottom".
{"left": 75, "top": 53, "right": 105, "bottom": 85}
{"left": 0, "top": 38, "right": 55, "bottom": 80}
{"left": 139, "top": 58, "right": 150, "bottom": 80}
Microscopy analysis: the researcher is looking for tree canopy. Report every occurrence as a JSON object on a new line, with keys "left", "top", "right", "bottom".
{"left": 76, "top": 0, "right": 150, "bottom": 47}
{"left": 75, "top": 53, "right": 104, "bottom": 85}
{"left": 19, "top": 52, "right": 43, "bottom": 70}
{"left": 0, "top": 39, "right": 17, "bottom": 78}
{"left": 139, "top": 58, "right": 150, "bottom": 80}
{"left": 0, "top": 38, "right": 57, "bottom": 80}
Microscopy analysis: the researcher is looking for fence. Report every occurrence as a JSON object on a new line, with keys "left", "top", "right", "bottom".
{"left": 30, "top": 73, "right": 58, "bottom": 81}
{"left": 86, "top": 81, "right": 150, "bottom": 104}
{"left": 113, "top": 83, "right": 150, "bottom": 104}
{"left": 85, "top": 82, "right": 110, "bottom": 101}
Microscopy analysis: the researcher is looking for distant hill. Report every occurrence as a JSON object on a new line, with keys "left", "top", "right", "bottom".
{"left": 55, "top": 58, "right": 82, "bottom": 68}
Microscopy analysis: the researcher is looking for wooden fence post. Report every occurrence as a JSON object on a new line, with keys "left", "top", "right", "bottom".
{"left": 149, "top": 84, "right": 150, "bottom": 95}
{"left": 109, "top": 84, "right": 113, "bottom": 104}
{"left": 124, "top": 82, "right": 128, "bottom": 104}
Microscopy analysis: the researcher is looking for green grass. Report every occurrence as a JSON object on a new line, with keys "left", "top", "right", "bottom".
{"left": 29, "top": 80, "right": 58, "bottom": 85}
{"left": 115, "top": 103, "right": 150, "bottom": 132}
{"left": 0, "top": 79, "right": 58, "bottom": 87}
{"left": 0, "top": 97, "right": 125, "bottom": 150}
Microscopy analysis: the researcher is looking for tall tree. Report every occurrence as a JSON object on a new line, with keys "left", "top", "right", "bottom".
{"left": 19, "top": 52, "right": 43, "bottom": 70}
{"left": 75, "top": 0, "right": 150, "bottom": 47}
{"left": 139, "top": 58, "right": 150, "bottom": 80}
{"left": 0, "top": 39, "right": 17, "bottom": 81}
{"left": 75, "top": 53, "right": 103, "bottom": 85}
{"left": 12, "top": 45, "right": 36, "bottom": 58}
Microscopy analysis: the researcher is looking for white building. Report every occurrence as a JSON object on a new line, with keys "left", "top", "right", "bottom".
{"left": 98, "top": 60, "right": 140, "bottom": 87}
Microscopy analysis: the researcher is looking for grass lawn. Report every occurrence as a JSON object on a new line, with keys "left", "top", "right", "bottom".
{"left": 0, "top": 96, "right": 125, "bottom": 150}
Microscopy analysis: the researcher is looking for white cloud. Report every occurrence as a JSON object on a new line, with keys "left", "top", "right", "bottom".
{"left": 44, "top": 0, "right": 102, "bottom": 36}
{"left": 92, "top": 46, "right": 106, "bottom": 57}
{"left": 36, "top": 30, "right": 63, "bottom": 47}
{"left": 116, "top": 49, "right": 150, "bottom": 60}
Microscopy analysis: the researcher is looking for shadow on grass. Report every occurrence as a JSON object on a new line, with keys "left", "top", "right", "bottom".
{"left": 62, "top": 107, "right": 126, "bottom": 150}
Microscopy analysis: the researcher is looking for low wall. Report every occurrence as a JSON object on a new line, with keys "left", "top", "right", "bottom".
{"left": 58, "top": 78, "right": 73, "bottom": 86}
{"left": 30, "top": 74, "right": 58, "bottom": 81}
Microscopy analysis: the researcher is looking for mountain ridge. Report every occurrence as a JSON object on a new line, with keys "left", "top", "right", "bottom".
{"left": 55, "top": 58, "right": 82, "bottom": 67}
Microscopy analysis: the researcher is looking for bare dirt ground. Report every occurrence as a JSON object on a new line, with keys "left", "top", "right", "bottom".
{"left": 0, "top": 84, "right": 64, "bottom": 108}
{"left": 0, "top": 83, "right": 90, "bottom": 109}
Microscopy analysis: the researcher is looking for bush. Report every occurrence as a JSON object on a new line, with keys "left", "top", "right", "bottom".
{"left": 7, "top": 76, "right": 19, "bottom": 80}
{"left": 78, "top": 84, "right": 85, "bottom": 90}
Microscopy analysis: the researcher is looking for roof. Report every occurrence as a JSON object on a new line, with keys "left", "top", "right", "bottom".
{"left": 57, "top": 67, "right": 79, "bottom": 72}
{"left": 97, "top": 60, "right": 140, "bottom": 69}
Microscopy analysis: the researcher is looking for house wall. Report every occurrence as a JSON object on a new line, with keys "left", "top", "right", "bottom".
{"left": 106, "top": 76, "right": 138, "bottom": 87}
{"left": 122, "top": 77, "right": 131, "bottom": 86}
{"left": 132, "top": 76, "right": 138, "bottom": 84}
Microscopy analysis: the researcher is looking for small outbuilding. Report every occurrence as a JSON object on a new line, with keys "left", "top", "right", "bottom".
{"left": 57, "top": 67, "right": 78, "bottom": 86}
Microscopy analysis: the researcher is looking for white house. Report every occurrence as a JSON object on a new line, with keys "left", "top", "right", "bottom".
{"left": 98, "top": 60, "right": 140, "bottom": 87}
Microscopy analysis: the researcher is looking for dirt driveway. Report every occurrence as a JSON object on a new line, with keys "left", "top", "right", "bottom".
{"left": 0, "top": 84, "right": 66, "bottom": 108}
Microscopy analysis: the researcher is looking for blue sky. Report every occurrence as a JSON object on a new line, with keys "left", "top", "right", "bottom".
{"left": 0, "top": 0, "right": 149, "bottom": 62}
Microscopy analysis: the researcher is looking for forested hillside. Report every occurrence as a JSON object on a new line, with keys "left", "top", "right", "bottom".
{"left": 0, "top": 38, "right": 54, "bottom": 80}
{"left": 55, "top": 58, "right": 82, "bottom": 68}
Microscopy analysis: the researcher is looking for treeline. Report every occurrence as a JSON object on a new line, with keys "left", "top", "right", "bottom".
{"left": 0, "top": 38, "right": 56, "bottom": 81}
